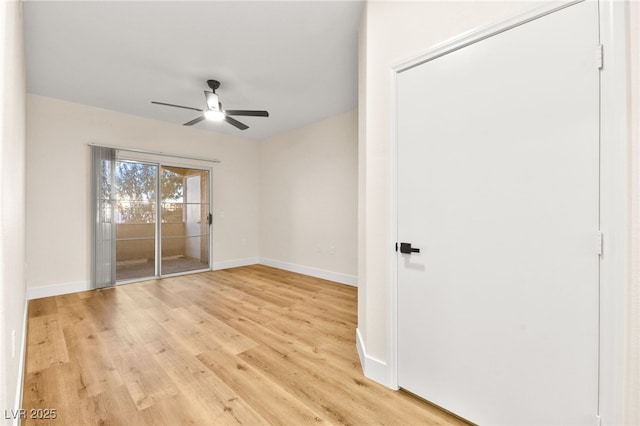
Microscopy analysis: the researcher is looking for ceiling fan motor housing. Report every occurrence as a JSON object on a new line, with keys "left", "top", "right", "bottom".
{"left": 205, "top": 91, "right": 220, "bottom": 111}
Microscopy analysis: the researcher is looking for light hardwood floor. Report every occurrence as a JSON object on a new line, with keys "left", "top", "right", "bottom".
{"left": 23, "top": 265, "right": 467, "bottom": 425}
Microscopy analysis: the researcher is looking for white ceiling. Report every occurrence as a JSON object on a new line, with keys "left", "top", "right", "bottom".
{"left": 22, "top": 1, "right": 364, "bottom": 140}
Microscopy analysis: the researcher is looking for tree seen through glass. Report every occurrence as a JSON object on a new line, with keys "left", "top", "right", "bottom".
{"left": 115, "top": 161, "right": 184, "bottom": 223}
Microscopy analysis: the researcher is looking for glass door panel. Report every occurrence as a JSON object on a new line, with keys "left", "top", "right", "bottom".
{"left": 160, "top": 167, "right": 210, "bottom": 275}
{"left": 114, "top": 161, "right": 157, "bottom": 281}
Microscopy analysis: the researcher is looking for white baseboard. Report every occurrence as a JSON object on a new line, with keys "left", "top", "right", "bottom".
{"left": 27, "top": 280, "right": 90, "bottom": 300}
{"left": 258, "top": 257, "right": 357, "bottom": 287}
{"left": 356, "top": 328, "right": 394, "bottom": 389}
{"left": 356, "top": 327, "right": 366, "bottom": 367}
{"left": 25, "top": 257, "right": 355, "bottom": 299}
{"left": 13, "top": 299, "right": 28, "bottom": 426}
{"left": 211, "top": 257, "right": 259, "bottom": 271}
{"left": 28, "top": 259, "right": 259, "bottom": 299}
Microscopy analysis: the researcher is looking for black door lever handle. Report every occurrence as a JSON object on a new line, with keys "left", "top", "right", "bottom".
{"left": 399, "top": 242, "right": 420, "bottom": 254}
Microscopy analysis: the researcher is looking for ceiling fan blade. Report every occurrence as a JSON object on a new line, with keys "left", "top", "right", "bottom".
{"left": 225, "top": 115, "right": 249, "bottom": 130}
{"left": 151, "top": 101, "right": 203, "bottom": 113}
{"left": 225, "top": 110, "right": 269, "bottom": 117}
{"left": 183, "top": 115, "right": 206, "bottom": 126}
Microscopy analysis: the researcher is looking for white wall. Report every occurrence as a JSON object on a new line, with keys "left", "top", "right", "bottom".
{"left": 358, "top": 0, "right": 534, "bottom": 376}
{"left": 626, "top": 2, "right": 639, "bottom": 423}
{"left": 259, "top": 109, "right": 357, "bottom": 285}
{"left": 358, "top": 1, "right": 639, "bottom": 423}
{"left": 357, "top": 2, "right": 368, "bottom": 364}
{"left": 0, "top": 0, "right": 27, "bottom": 422}
{"left": 26, "top": 95, "right": 260, "bottom": 294}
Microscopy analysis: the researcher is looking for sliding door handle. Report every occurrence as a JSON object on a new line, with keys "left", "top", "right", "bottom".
{"left": 399, "top": 242, "right": 420, "bottom": 254}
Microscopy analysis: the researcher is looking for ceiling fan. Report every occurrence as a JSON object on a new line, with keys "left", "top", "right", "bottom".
{"left": 151, "top": 79, "right": 269, "bottom": 131}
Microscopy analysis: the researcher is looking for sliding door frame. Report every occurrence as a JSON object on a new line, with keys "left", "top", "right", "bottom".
{"left": 115, "top": 154, "right": 213, "bottom": 283}
{"left": 158, "top": 161, "right": 212, "bottom": 279}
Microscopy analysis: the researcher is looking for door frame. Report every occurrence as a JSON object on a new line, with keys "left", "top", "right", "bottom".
{"left": 114, "top": 154, "right": 214, "bottom": 283}
{"left": 157, "top": 161, "right": 212, "bottom": 278}
{"left": 386, "top": 1, "right": 629, "bottom": 423}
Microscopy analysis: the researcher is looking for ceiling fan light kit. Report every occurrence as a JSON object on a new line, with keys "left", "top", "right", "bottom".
{"left": 204, "top": 110, "right": 225, "bottom": 121}
{"left": 151, "top": 79, "right": 269, "bottom": 131}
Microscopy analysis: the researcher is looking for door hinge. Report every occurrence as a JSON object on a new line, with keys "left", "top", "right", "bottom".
{"left": 596, "top": 44, "right": 603, "bottom": 69}
{"left": 597, "top": 231, "right": 603, "bottom": 256}
{"left": 395, "top": 242, "right": 398, "bottom": 252}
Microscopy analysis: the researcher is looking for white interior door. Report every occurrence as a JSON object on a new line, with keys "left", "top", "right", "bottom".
{"left": 396, "top": 2, "right": 600, "bottom": 424}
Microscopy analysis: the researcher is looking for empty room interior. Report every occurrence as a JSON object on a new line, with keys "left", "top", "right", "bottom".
{"left": 1, "top": 0, "right": 639, "bottom": 425}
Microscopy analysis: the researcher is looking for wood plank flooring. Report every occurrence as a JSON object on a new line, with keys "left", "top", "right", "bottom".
{"left": 23, "top": 265, "right": 467, "bottom": 425}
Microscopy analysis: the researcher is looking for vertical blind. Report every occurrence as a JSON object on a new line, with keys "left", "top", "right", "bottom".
{"left": 91, "top": 146, "right": 116, "bottom": 288}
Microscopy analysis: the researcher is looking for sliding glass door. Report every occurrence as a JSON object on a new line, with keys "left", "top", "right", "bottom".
{"left": 115, "top": 161, "right": 157, "bottom": 281}
{"left": 160, "top": 166, "right": 210, "bottom": 275}
{"left": 114, "top": 160, "right": 210, "bottom": 282}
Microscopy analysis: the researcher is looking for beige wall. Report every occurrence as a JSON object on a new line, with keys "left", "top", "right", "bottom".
{"left": 259, "top": 110, "right": 357, "bottom": 281}
{"left": 26, "top": 96, "right": 358, "bottom": 291}
{"left": 26, "top": 94, "right": 261, "bottom": 290}
{"left": 1, "top": 0, "right": 27, "bottom": 419}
